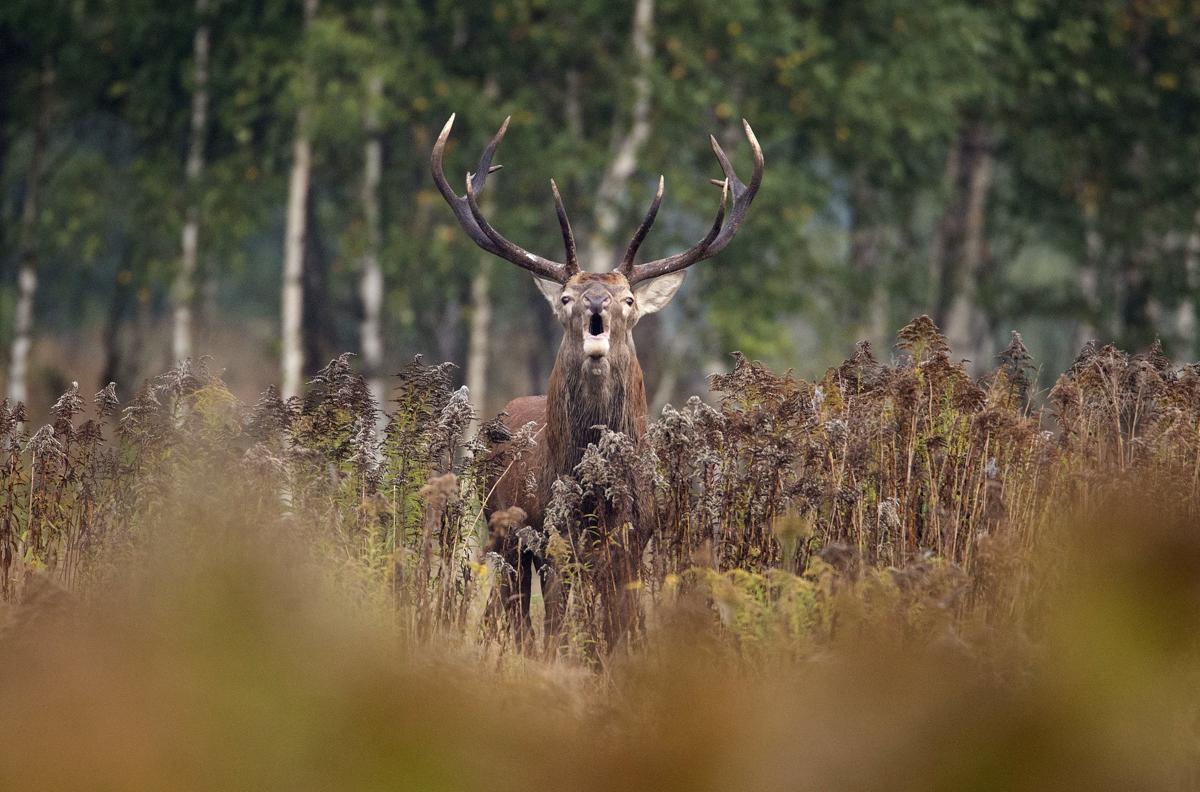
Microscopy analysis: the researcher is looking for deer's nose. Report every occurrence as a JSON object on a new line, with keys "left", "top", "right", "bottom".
{"left": 583, "top": 293, "right": 610, "bottom": 314}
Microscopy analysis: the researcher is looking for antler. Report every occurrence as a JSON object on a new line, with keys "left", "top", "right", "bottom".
{"left": 432, "top": 114, "right": 578, "bottom": 283}
{"left": 619, "top": 119, "right": 764, "bottom": 285}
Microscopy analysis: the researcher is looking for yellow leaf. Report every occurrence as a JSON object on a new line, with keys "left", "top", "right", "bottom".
{"left": 1154, "top": 73, "right": 1179, "bottom": 90}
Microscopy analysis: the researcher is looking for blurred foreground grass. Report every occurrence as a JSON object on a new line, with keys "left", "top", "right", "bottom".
{"left": 2, "top": 319, "right": 1200, "bottom": 789}
{"left": 1, "top": 481, "right": 1198, "bottom": 791}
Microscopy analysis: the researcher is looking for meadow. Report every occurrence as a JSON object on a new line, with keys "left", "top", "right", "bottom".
{"left": 1, "top": 315, "right": 1199, "bottom": 790}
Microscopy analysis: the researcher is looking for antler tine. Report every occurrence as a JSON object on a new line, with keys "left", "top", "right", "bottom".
{"left": 618, "top": 175, "right": 665, "bottom": 277}
{"left": 627, "top": 119, "right": 764, "bottom": 285}
{"left": 631, "top": 179, "right": 727, "bottom": 283}
{"left": 464, "top": 171, "right": 570, "bottom": 283}
{"left": 430, "top": 114, "right": 491, "bottom": 252}
{"left": 550, "top": 179, "right": 579, "bottom": 275}
{"left": 431, "top": 114, "right": 571, "bottom": 284}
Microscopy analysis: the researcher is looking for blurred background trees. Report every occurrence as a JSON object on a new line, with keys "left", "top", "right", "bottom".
{"left": 0, "top": 0, "right": 1197, "bottom": 420}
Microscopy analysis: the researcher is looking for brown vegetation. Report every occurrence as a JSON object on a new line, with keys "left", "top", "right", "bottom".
{"left": 0, "top": 316, "right": 1199, "bottom": 788}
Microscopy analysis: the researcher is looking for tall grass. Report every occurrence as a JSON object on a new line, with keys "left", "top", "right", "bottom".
{"left": 1, "top": 316, "right": 1199, "bottom": 788}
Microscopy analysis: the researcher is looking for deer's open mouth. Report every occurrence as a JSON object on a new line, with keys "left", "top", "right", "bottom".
{"left": 583, "top": 313, "right": 610, "bottom": 359}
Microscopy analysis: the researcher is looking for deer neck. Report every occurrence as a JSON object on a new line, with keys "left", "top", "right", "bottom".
{"left": 544, "top": 336, "right": 648, "bottom": 480}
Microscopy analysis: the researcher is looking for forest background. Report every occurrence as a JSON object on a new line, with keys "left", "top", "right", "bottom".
{"left": 2, "top": 0, "right": 1197, "bottom": 420}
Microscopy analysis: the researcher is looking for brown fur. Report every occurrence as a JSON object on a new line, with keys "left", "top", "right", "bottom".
{"left": 484, "top": 272, "right": 663, "bottom": 651}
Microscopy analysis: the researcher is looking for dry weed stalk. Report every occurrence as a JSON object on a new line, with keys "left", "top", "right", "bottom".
{"left": 0, "top": 318, "right": 1196, "bottom": 657}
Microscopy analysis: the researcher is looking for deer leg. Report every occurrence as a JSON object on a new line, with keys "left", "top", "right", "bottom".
{"left": 536, "top": 557, "right": 569, "bottom": 655}
{"left": 517, "top": 549, "right": 536, "bottom": 647}
{"left": 599, "top": 577, "right": 636, "bottom": 653}
{"left": 600, "top": 536, "right": 645, "bottom": 654}
{"left": 499, "top": 548, "right": 535, "bottom": 649}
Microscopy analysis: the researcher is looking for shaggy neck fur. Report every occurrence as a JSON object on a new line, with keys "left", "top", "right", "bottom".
{"left": 544, "top": 331, "right": 648, "bottom": 486}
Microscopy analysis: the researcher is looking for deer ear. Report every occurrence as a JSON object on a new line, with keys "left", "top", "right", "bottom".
{"left": 633, "top": 271, "right": 685, "bottom": 315}
{"left": 533, "top": 276, "right": 565, "bottom": 313}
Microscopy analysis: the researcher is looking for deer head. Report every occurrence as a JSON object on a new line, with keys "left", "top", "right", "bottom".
{"left": 431, "top": 114, "right": 762, "bottom": 373}
{"left": 432, "top": 112, "right": 763, "bottom": 451}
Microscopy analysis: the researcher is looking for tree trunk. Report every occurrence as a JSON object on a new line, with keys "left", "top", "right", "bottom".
{"left": 848, "top": 173, "right": 889, "bottom": 346}
{"left": 527, "top": 288, "right": 556, "bottom": 395}
{"left": 565, "top": 69, "right": 583, "bottom": 140}
{"left": 1175, "top": 209, "right": 1200, "bottom": 361}
{"left": 586, "top": 0, "right": 654, "bottom": 270}
{"left": 302, "top": 184, "right": 334, "bottom": 370}
{"left": 931, "top": 123, "right": 993, "bottom": 369}
{"left": 462, "top": 77, "right": 500, "bottom": 429}
{"left": 464, "top": 261, "right": 491, "bottom": 431}
{"left": 928, "top": 136, "right": 962, "bottom": 319}
{"left": 436, "top": 296, "right": 462, "bottom": 366}
{"left": 943, "top": 127, "right": 994, "bottom": 369}
{"left": 6, "top": 57, "right": 54, "bottom": 410}
{"left": 1075, "top": 196, "right": 1103, "bottom": 353}
{"left": 646, "top": 314, "right": 678, "bottom": 410}
{"left": 0, "top": 73, "right": 10, "bottom": 258}
{"left": 535, "top": 68, "right": 577, "bottom": 394}
{"left": 281, "top": 0, "right": 318, "bottom": 400}
{"left": 359, "top": 2, "right": 386, "bottom": 416}
{"left": 100, "top": 251, "right": 135, "bottom": 392}
{"left": 1117, "top": 245, "right": 1151, "bottom": 348}
{"left": 171, "top": 0, "right": 210, "bottom": 363}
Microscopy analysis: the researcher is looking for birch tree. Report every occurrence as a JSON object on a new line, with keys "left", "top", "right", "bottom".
{"left": 171, "top": 0, "right": 211, "bottom": 363}
{"left": 6, "top": 57, "right": 54, "bottom": 408}
{"left": 464, "top": 260, "right": 491, "bottom": 428}
{"left": 463, "top": 81, "right": 500, "bottom": 431}
{"left": 281, "top": 0, "right": 318, "bottom": 401}
{"left": 586, "top": 0, "right": 654, "bottom": 269}
{"left": 359, "top": 2, "right": 387, "bottom": 416}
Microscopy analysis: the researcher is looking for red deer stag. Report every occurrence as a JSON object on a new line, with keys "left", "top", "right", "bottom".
{"left": 431, "top": 114, "right": 763, "bottom": 650}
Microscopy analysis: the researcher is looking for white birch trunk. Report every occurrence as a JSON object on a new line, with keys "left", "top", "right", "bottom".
{"left": 586, "top": 0, "right": 654, "bottom": 270}
{"left": 360, "top": 3, "right": 386, "bottom": 415}
{"left": 462, "top": 79, "right": 501, "bottom": 435}
{"left": 464, "top": 261, "right": 491, "bottom": 435}
{"left": 171, "top": 0, "right": 210, "bottom": 363}
{"left": 281, "top": 0, "right": 318, "bottom": 400}
{"left": 7, "top": 58, "right": 53, "bottom": 409}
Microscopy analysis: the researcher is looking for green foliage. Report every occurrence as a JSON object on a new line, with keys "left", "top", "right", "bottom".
{"left": 3, "top": 0, "right": 1199, "bottom": 402}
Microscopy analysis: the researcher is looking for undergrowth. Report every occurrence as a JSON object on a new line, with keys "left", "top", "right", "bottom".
{"left": 0, "top": 316, "right": 1197, "bottom": 662}
{"left": 3, "top": 316, "right": 1200, "bottom": 788}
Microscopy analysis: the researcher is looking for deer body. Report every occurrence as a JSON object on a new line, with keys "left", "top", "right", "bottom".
{"left": 492, "top": 346, "right": 650, "bottom": 527}
{"left": 488, "top": 281, "right": 657, "bottom": 644}
{"left": 431, "top": 114, "right": 762, "bottom": 650}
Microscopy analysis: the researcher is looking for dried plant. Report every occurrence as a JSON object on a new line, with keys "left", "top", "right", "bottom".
{"left": 0, "top": 321, "right": 1196, "bottom": 670}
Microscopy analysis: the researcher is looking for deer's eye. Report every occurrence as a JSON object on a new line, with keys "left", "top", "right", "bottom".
{"left": 624, "top": 297, "right": 634, "bottom": 306}
{"left": 561, "top": 296, "right": 571, "bottom": 305}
